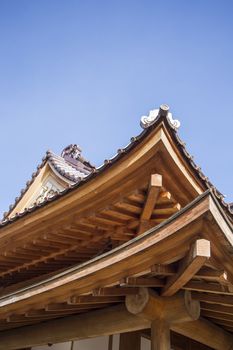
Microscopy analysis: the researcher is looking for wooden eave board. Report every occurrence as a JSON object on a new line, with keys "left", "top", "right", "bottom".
{"left": 0, "top": 191, "right": 232, "bottom": 319}
{"left": 0, "top": 125, "right": 205, "bottom": 265}
{"left": 0, "top": 122, "right": 206, "bottom": 231}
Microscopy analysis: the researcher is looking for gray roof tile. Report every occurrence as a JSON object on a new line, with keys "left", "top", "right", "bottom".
{"left": 2, "top": 145, "right": 95, "bottom": 220}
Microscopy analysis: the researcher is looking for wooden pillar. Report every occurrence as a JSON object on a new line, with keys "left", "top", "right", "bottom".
{"left": 151, "top": 320, "right": 170, "bottom": 350}
{"left": 119, "top": 331, "right": 141, "bottom": 350}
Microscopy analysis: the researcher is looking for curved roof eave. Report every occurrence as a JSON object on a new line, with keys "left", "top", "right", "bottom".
{"left": 0, "top": 190, "right": 232, "bottom": 310}
{"left": 1, "top": 105, "right": 232, "bottom": 228}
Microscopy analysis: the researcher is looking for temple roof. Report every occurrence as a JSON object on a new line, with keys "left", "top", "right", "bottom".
{"left": 0, "top": 105, "right": 232, "bottom": 346}
{"left": 2, "top": 144, "right": 94, "bottom": 220}
{"left": 1, "top": 104, "right": 232, "bottom": 225}
{"left": 48, "top": 145, "right": 94, "bottom": 182}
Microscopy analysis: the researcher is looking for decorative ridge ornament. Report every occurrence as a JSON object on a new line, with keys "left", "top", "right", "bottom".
{"left": 60, "top": 144, "right": 95, "bottom": 172}
{"left": 61, "top": 144, "right": 82, "bottom": 160}
{"left": 140, "top": 104, "right": 181, "bottom": 130}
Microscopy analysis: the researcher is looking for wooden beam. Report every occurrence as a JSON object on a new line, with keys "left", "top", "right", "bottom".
{"left": 6, "top": 315, "right": 54, "bottom": 323}
{"left": 67, "top": 295, "right": 123, "bottom": 304}
{"left": 152, "top": 203, "right": 181, "bottom": 216}
{"left": 202, "top": 310, "right": 233, "bottom": 322}
{"left": 93, "top": 287, "right": 139, "bottom": 296}
{"left": 196, "top": 268, "right": 228, "bottom": 282}
{"left": 0, "top": 305, "right": 232, "bottom": 350}
{"left": 140, "top": 174, "right": 162, "bottom": 221}
{"left": 0, "top": 305, "right": 149, "bottom": 349}
{"left": 159, "top": 191, "right": 171, "bottom": 201}
{"left": 151, "top": 264, "right": 175, "bottom": 276}
{"left": 201, "top": 302, "right": 233, "bottom": 315}
{"left": 193, "top": 292, "right": 233, "bottom": 306}
{"left": 120, "top": 277, "right": 164, "bottom": 288}
{"left": 119, "top": 331, "right": 141, "bottom": 350}
{"left": 162, "top": 239, "right": 211, "bottom": 296}
{"left": 45, "top": 303, "right": 108, "bottom": 312}
{"left": 151, "top": 264, "right": 226, "bottom": 282}
{"left": 137, "top": 174, "right": 162, "bottom": 234}
{"left": 184, "top": 281, "right": 232, "bottom": 295}
{"left": 126, "top": 288, "right": 200, "bottom": 324}
{"left": 205, "top": 318, "right": 233, "bottom": 328}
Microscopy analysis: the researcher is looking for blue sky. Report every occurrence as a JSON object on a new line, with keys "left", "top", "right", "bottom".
{"left": 0, "top": 0, "right": 232, "bottom": 217}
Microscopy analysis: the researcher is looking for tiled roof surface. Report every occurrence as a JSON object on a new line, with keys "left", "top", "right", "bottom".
{"left": 1, "top": 106, "right": 232, "bottom": 226}
{"left": 47, "top": 151, "right": 92, "bottom": 183}
{"left": 2, "top": 146, "right": 94, "bottom": 220}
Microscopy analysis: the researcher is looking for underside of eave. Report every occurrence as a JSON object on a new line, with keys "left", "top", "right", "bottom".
{"left": 0, "top": 122, "right": 206, "bottom": 234}
{"left": 0, "top": 191, "right": 232, "bottom": 309}
{"left": 0, "top": 195, "right": 210, "bottom": 310}
{"left": 0, "top": 192, "right": 232, "bottom": 344}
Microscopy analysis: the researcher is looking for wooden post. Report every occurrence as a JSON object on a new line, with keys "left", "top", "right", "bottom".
{"left": 151, "top": 320, "right": 170, "bottom": 350}
{"left": 119, "top": 331, "right": 141, "bottom": 350}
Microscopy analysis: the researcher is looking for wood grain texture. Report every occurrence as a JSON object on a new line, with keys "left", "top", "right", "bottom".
{"left": 162, "top": 239, "right": 210, "bottom": 296}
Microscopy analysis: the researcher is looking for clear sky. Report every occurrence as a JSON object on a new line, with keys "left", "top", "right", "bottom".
{"left": 0, "top": 0, "right": 232, "bottom": 217}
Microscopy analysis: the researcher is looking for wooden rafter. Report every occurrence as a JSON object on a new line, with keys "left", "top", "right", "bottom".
{"left": 67, "top": 295, "right": 124, "bottom": 305}
{"left": 191, "top": 292, "right": 233, "bottom": 307}
{"left": 184, "top": 281, "right": 233, "bottom": 295}
{"left": 201, "top": 302, "right": 233, "bottom": 314}
{"left": 93, "top": 287, "right": 139, "bottom": 296}
{"left": 120, "top": 277, "right": 164, "bottom": 288}
{"left": 0, "top": 192, "right": 231, "bottom": 340}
